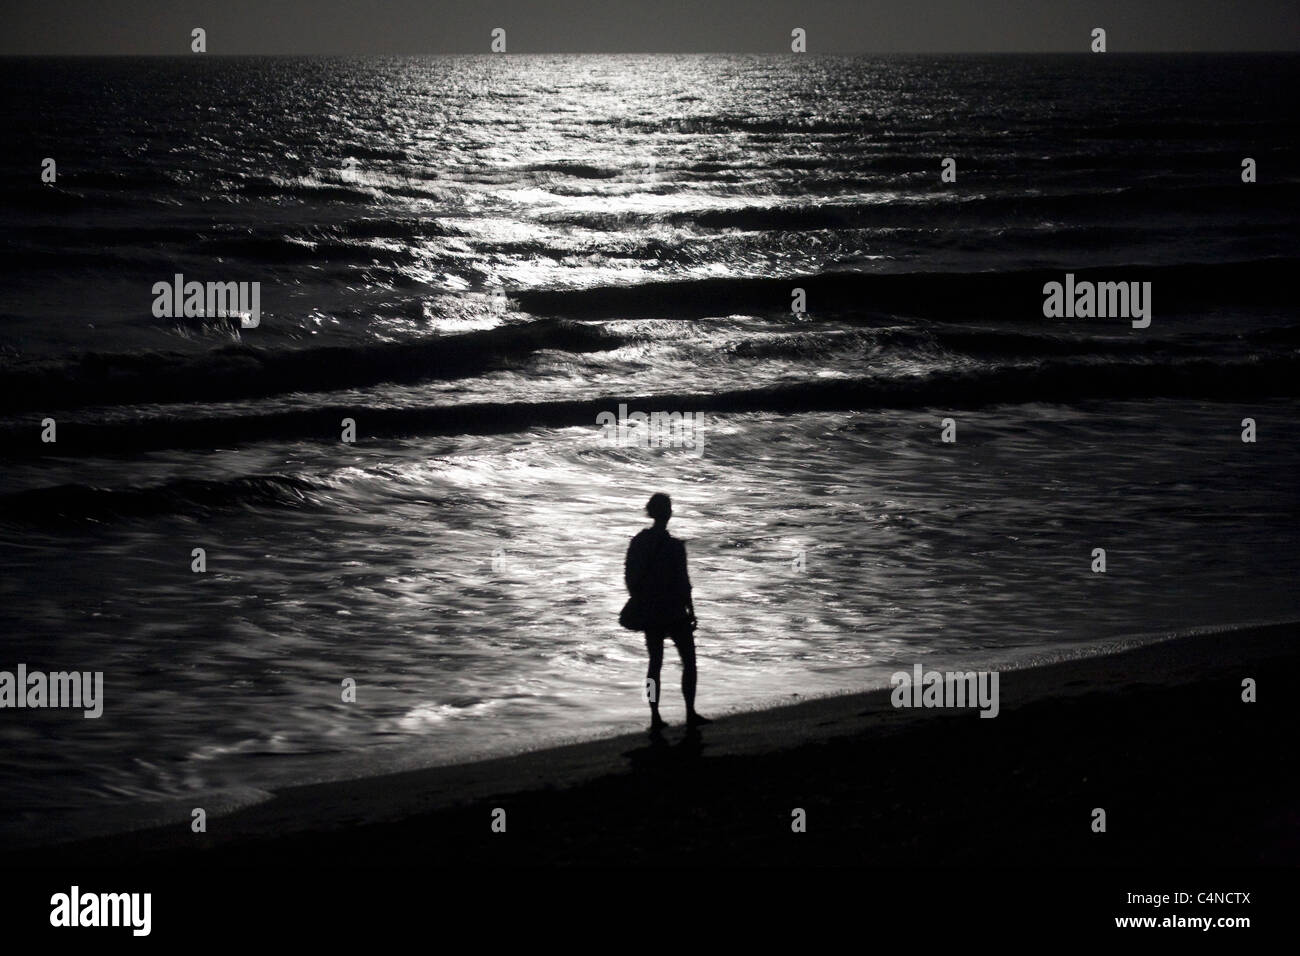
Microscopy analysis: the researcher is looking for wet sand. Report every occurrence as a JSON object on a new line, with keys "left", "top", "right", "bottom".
{"left": 5, "top": 621, "right": 1296, "bottom": 868}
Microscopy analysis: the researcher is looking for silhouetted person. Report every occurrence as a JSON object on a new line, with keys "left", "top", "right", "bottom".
{"left": 625, "top": 493, "right": 710, "bottom": 732}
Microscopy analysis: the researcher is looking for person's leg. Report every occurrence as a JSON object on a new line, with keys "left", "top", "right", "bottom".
{"left": 644, "top": 628, "right": 667, "bottom": 729}
{"left": 670, "top": 625, "right": 700, "bottom": 721}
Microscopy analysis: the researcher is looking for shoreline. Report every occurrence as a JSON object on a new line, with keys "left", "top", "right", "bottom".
{"left": 0, "top": 619, "right": 1243, "bottom": 851}
{"left": 6, "top": 619, "right": 1296, "bottom": 867}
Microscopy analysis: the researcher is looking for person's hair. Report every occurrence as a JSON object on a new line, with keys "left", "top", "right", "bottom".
{"left": 645, "top": 492, "right": 672, "bottom": 521}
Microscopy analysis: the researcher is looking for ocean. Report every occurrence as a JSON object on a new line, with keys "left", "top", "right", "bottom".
{"left": 1, "top": 53, "right": 1297, "bottom": 843}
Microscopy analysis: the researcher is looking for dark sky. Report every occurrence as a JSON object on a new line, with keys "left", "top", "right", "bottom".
{"left": 3, "top": 0, "right": 1298, "bottom": 54}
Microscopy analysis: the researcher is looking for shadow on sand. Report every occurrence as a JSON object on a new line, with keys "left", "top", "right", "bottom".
{"left": 622, "top": 726, "right": 705, "bottom": 770}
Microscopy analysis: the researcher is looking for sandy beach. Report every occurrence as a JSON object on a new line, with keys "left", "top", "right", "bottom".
{"left": 6, "top": 620, "right": 1294, "bottom": 869}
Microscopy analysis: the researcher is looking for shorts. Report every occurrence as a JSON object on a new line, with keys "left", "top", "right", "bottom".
{"left": 644, "top": 621, "right": 695, "bottom": 653}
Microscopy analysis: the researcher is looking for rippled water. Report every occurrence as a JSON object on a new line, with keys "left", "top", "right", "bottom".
{"left": 0, "top": 54, "right": 1297, "bottom": 840}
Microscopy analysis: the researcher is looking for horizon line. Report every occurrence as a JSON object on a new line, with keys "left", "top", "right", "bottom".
{"left": 4, "top": 49, "right": 1299, "bottom": 57}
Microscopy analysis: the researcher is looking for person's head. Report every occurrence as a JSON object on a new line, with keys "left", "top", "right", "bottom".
{"left": 645, "top": 492, "right": 672, "bottom": 527}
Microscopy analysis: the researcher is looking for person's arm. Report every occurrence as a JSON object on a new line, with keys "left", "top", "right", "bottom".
{"left": 681, "top": 541, "right": 696, "bottom": 621}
